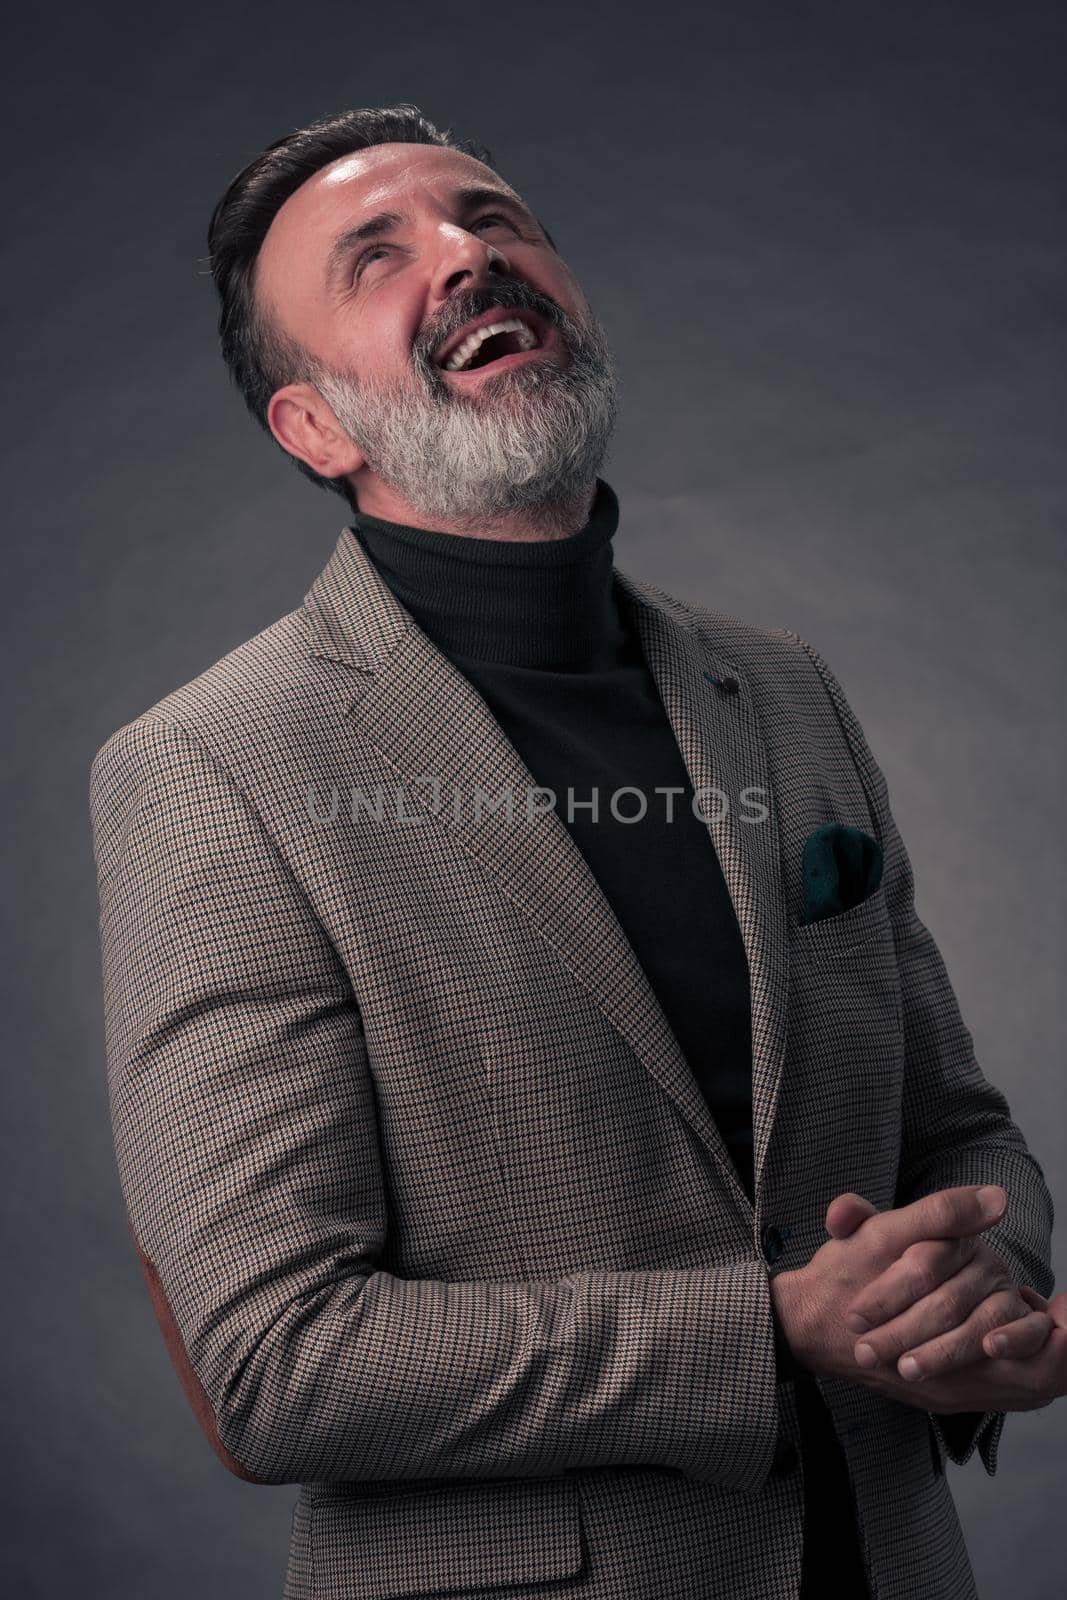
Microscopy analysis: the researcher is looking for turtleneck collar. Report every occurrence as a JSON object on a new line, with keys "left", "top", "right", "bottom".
{"left": 348, "top": 478, "right": 633, "bottom": 671}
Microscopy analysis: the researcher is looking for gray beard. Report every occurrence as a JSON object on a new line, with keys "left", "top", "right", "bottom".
{"left": 311, "top": 304, "right": 619, "bottom": 525}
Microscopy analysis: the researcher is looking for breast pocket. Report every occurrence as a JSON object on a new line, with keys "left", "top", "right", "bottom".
{"left": 783, "top": 881, "right": 904, "bottom": 1194}
{"left": 790, "top": 879, "right": 894, "bottom": 957}
{"left": 307, "top": 1473, "right": 584, "bottom": 1599}
{"left": 787, "top": 882, "right": 901, "bottom": 1012}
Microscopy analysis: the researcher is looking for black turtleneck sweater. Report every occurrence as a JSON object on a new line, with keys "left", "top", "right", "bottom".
{"left": 350, "top": 478, "right": 871, "bottom": 1598}
{"left": 352, "top": 479, "right": 757, "bottom": 1200}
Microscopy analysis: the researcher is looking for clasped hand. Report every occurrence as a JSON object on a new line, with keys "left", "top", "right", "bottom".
{"left": 771, "top": 1185, "right": 1067, "bottom": 1415}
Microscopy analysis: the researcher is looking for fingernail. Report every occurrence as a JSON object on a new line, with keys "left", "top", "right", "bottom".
{"left": 977, "top": 1186, "right": 1005, "bottom": 1219}
{"left": 899, "top": 1356, "right": 922, "bottom": 1380}
{"left": 845, "top": 1312, "right": 870, "bottom": 1334}
{"left": 989, "top": 1335, "right": 1006, "bottom": 1356}
{"left": 855, "top": 1343, "right": 879, "bottom": 1368}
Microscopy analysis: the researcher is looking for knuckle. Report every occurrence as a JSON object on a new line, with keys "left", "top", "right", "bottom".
{"left": 983, "top": 1289, "right": 1022, "bottom": 1327}
{"left": 944, "top": 1238, "right": 970, "bottom": 1273}
{"left": 934, "top": 1192, "right": 963, "bottom": 1233}
{"left": 866, "top": 1214, "right": 894, "bottom": 1261}
{"left": 915, "top": 1260, "right": 940, "bottom": 1299}
{"left": 930, "top": 1280, "right": 967, "bottom": 1323}
{"left": 904, "top": 1256, "right": 939, "bottom": 1298}
{"left": 980, "top": 1250, "right": 1012, "bottom": 1288}
{"left": 953, "top": 1286, "right": 979, "bottom": 1324}
{"left": 951, "top": 1189, "right": 982, "bottom": 1234}
{"left": 878, "top": 1329, "right": 905, "bottom": 1359}
{"left": 914, "top": 1239, "right": 958, "bottom": 1285}
{"left": 910, "top": 1337, "right": 951, "bottom": 1374}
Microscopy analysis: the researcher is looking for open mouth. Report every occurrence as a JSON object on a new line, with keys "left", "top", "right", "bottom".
{"left": 434, "top": 313, "right": 553, "bottom": 376}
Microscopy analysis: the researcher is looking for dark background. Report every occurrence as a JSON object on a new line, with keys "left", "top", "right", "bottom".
{"left": 4, "top": 1, "right": 1064, "bottom": 1594}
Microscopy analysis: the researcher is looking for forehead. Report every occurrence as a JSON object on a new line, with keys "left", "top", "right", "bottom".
{"left": 261, "top": 143, "right": 523, "bottom": 269}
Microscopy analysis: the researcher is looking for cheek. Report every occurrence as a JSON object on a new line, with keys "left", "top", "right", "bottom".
{"left": 340, "top": 302, "right": 418, "bottom": 381}
{"left": 551, "top": 265, "right": 591, "bottom": 325}
{"left": 513, "top": 248, "right": 583, "bottom": 321}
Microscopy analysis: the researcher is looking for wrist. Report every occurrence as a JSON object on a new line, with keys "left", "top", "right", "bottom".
{"left": 769, "top": 1270, "right": 809, "bottom": 1379}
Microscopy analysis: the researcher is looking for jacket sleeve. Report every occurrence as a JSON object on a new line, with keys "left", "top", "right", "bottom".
{"left": 784, "top": 632, "right": 1056, "bottom": 1476}
{"left": 90, "top": 711, "right": 784, "bottom": 1490}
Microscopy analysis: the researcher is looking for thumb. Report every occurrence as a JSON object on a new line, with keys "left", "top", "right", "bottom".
{"left": 825, "top": 1191, "right": 880, "bottom": 1239}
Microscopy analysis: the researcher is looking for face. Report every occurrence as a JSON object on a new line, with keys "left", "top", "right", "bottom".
{"left": 255, "top": 142, "right": 618, "bottom": 526}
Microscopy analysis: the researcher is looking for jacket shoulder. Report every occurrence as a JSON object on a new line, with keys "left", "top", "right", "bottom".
{"left": 89, "top": 606, "right": 323, "bottom": 787}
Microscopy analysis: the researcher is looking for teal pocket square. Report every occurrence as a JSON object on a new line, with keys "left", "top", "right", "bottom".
{"left": 800, "top": 823, "right": 884, "bottom": 927}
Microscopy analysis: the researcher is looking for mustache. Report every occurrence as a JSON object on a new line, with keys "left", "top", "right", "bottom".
{"left": 414, "top": 282, "right": 570, "bottom": 368}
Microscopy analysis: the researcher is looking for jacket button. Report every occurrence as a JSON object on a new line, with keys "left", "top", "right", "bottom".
{"left": 720, "top": 675, "right": 740, "bottom": 694}
{"left": 761, "top": 1224, "right": 785, "bottom": 1263}
{"left": 771, "top": 1435, "right": 798, "bottom": 1476}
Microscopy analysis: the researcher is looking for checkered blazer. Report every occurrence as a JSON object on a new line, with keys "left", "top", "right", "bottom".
{"left": 90, "top": 523, "right": 1055, "bottom": 1600}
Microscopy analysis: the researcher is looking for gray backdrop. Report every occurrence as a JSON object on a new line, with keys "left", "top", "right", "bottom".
{"left": 4, "top": 0, "right": 1063, "bottom": 1595}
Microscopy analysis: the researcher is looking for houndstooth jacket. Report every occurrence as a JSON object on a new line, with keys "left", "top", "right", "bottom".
{"left": 90, "top": 520, "right": 1056, "bottom": 1600}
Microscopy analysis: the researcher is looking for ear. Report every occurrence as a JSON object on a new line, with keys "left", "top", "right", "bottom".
{"left": 267, "top": 381, "right": 366, "bottom": 479}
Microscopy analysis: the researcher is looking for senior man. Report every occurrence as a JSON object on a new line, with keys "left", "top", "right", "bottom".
{"left": 90, "top": 104, "right": 1064, "bottom": 1600}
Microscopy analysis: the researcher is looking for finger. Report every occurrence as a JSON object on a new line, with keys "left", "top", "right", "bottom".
{"left": 825, "top": 1192, "right": 879, "bottom": 1240}
{"left": 888, "top": 1288, "right": 1031, "bottom": 1381}
{"left": 983, "top": 1311, "right": 1055, "bottom": 1360}
{"left": 918, "top": 1325, "right": 1067, "bottom": 1415}
{"left": 851, "top": 1255, "right": 1007, "bottom": 1369}
{"left": 1015, "top": 1286, "right": 1067, "bottom": 1333}
{"left": 863, "top": 1187, "right": 1007, "bottom": 1279}
{"left": 879, "top": 1187, "right": 1008, "bottom": 1260}
{"left": 1017, "top": 1284, "right": 1049, "bottom": 1315}
{"left": 844, "top": 1236, "right": 976, "bottom": 1334}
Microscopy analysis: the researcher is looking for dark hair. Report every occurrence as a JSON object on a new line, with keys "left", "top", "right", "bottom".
{"left": 206, "top": 104, "right": 504, "bottom": 508}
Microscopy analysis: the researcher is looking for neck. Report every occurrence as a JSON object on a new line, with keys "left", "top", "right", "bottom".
{"left": 349, "top": 476, "right": 631, "bottom": 670}
{"left": 346, "top": 475, "right": 600, "bottom": 544}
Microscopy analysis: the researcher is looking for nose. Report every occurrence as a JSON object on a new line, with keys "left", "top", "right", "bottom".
{"left": 429, "top": 224, "right": 512, "bottom": 302}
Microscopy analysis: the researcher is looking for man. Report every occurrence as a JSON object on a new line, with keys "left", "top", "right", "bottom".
{"left": 90, "top": 105, "right": 1063, "bottom": 1600}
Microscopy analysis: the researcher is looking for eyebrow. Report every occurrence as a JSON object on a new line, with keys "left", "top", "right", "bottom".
{"left": 324, "top": 186, "right": 535, "bottom": 289}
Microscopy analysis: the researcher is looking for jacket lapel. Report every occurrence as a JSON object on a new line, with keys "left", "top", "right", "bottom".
{"left": 302, "top": 528, "right": 789, "bottom": 1223}
{"left": 612, "top": 570, "right": 791, "bottom": 1214}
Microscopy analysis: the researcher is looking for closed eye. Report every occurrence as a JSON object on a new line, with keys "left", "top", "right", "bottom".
{"left": 353, "top": 213, "right": 521, "bottom": 278}
{"left": 354, "top": 245, "right": 390, "bottom": 275}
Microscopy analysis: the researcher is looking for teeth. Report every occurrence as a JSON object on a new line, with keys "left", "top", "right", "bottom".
{"left": 442, "top": 316, "right": 539, "bottom": 371}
